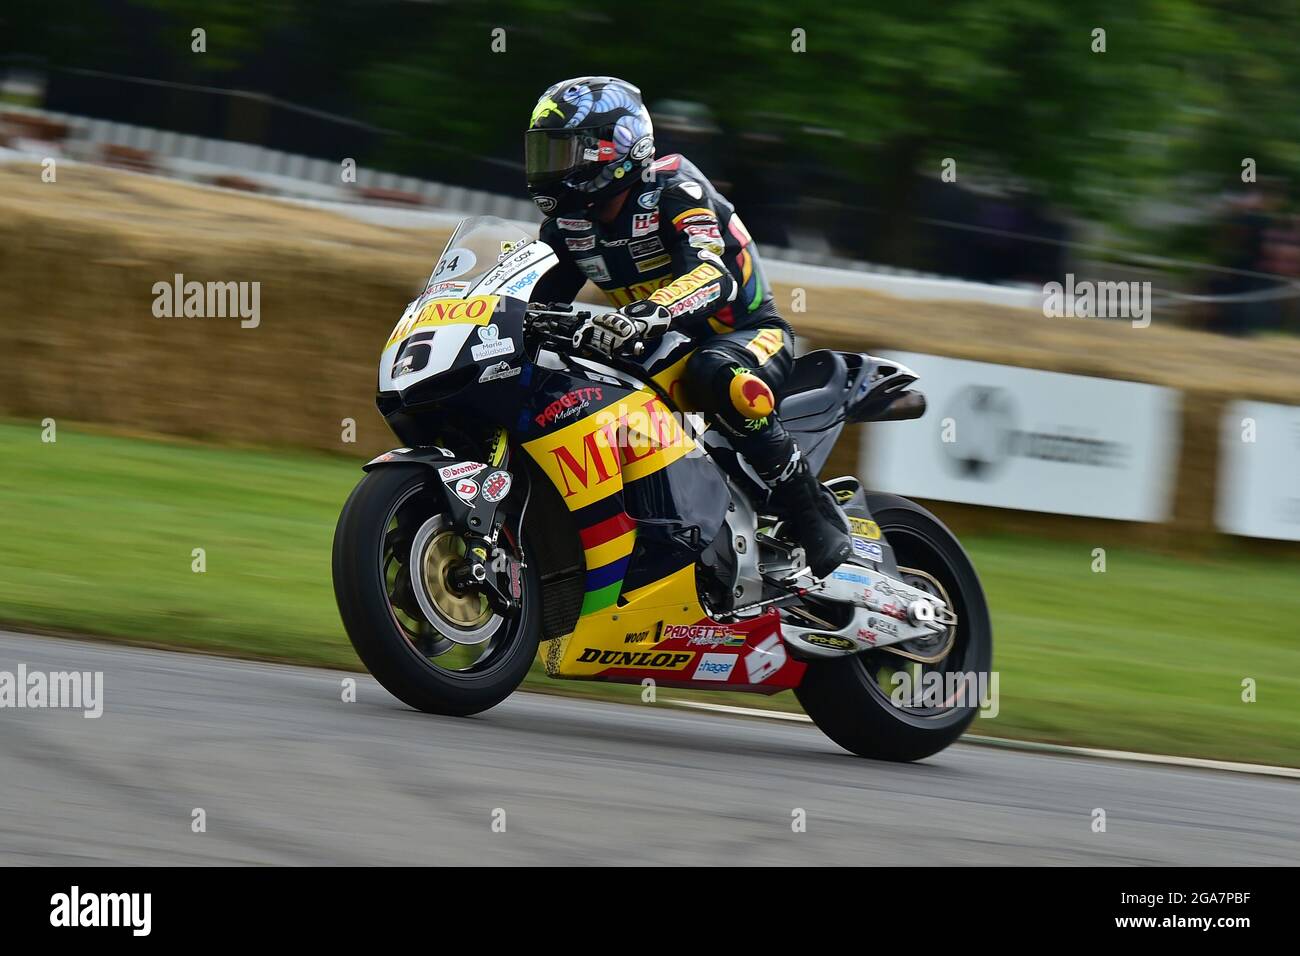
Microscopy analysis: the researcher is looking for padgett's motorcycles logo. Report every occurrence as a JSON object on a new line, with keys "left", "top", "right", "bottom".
{"left": 662, "top": 624, "right": 744, "bottom": 647}
{"left": 535, "top": 387, "right": 604, "bottom": 428}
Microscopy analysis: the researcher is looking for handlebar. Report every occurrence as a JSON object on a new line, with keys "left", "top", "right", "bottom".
{"left": 526, "top": 304, "right": 590, "bottom": 332}
{"left": 524, "top": 305, "right": 592, "bottom": 353}
{"left": 524, "top": 304, "right": 648, "bottom": 361}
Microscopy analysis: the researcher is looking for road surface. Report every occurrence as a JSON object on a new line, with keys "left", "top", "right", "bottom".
{"left": 1, "top": 630, "right": 1295, "bottom": 865}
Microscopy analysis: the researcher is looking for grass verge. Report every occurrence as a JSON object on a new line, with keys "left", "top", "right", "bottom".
{"left": 2, "top": 420, "right": 1296, "bottom": 766}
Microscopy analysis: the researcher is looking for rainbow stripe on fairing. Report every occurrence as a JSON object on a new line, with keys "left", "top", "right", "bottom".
{"left": 523, "top": 388, "right": 695, "bottom": 617}
{"left": 577, "top": 506, "right": 637, "bottom": 614}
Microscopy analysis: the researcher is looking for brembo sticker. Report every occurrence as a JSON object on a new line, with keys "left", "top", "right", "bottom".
{"left": 439, "top": 461, "right": 485, "bottom": 483}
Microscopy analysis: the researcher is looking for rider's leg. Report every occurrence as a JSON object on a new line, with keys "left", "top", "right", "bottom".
{"left": 682, "top": 326, "right": 851, "bottom": 578}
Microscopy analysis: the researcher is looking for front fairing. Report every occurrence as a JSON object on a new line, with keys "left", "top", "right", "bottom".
{"left": 381, "top": 294, "right": 512, "bottom": 392}
{"left": 378, "top": 216, "right": 561, "bottom": 403}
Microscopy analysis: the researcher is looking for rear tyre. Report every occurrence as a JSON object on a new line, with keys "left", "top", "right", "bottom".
{"left": 795, "top": 493, "right": 992, "bottom": 761}
{"left": 332, "top": 464, "right": 539, "bottom": 717}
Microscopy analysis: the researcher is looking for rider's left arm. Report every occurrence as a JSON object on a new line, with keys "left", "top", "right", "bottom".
{"left": 640, "top": 185, "right": 737, "bottom": 334}
{"left": 531, "top": 217, "right": 594, "bottom": 305}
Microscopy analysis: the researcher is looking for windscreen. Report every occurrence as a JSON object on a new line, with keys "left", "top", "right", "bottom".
{"left": 423, "top": 216, "right": 538, "bottom": 298}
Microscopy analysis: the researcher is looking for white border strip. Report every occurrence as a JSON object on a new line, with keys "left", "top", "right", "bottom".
{"left": 667, "top": 700, "right": 815, "bottom": 723}
{"left": 666, "top": 699, "right": 1300, "bottom": 779}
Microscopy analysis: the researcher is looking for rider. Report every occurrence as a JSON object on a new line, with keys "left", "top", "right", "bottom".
{"left": 525, "top": 76, "right": 851, "bottom": 578}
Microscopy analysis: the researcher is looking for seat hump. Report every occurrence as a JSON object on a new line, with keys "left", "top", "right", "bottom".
{"left": 779, "top": 350, "right": 848, "bottom": 423}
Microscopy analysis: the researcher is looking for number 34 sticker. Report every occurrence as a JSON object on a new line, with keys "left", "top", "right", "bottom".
{"left": 432, "top": 247, "right": 477, "bottom": 281}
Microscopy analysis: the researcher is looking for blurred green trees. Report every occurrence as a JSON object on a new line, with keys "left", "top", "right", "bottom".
{"left": 7, "top": 0, "right": 1300, "bottom": 234}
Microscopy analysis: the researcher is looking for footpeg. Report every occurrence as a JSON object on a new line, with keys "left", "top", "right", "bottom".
{"left": 778, "top": 565, "right": 956, "bottom": 658}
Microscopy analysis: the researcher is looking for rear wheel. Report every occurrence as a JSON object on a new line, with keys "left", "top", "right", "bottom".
{"left": 795, "top": 493, "right": 992, "bottom": 761}
{"left": 332, "top": 464, "right": 539, "bottom": 716}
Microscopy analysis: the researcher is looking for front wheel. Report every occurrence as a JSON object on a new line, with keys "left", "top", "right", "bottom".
{"left": 332, "top": 464, "right": 540, "bottom": 716}
{"left": 795, "top": 493, "right": 993, "bottom": 761}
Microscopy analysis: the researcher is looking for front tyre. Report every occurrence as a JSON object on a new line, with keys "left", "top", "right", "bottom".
{"left": 332, "top": 464, "right": 539, "bottom": 716}
{"left": 795, "top": 493, "right": 992, "bottom": 762}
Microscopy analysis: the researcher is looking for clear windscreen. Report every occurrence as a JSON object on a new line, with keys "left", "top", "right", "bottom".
{"left": 422, "top": 216, "right": 538, "bottom": 298}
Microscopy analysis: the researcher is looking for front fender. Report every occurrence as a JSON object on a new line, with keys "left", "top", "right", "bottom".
{"left": 362, "top": 445, "right": 459, "bottom": 472}
{"left": 362, "top": 446, "right": 513, "bottom": 536}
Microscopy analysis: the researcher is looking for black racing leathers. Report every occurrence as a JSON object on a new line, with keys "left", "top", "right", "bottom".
{"left": 531, "top": 153, "right": 850, "bottom": 574}
{"left": 532, "top": 153, "right": 780, "bottom": 334}
{"left": 533, "top": 152, "right": 794, "bottom": 464}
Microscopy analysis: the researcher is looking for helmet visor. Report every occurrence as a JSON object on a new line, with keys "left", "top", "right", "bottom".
{"left": 525, "top": 129, "right": 585, "bottom": 185}
{"left": 526, "top": 128, "right": 614, "bottom": 188}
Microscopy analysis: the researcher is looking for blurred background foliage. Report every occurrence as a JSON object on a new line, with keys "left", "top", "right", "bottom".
{"left": 5, "top": 0, "right": 1300, "bottom": 297}
{"left": 6, "top": 1, "right": 1299, "bottom": 199}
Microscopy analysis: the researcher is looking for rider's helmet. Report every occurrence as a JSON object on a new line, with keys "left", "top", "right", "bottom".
{"left": 525, "top": 76, "right": 655, "bottom": 216}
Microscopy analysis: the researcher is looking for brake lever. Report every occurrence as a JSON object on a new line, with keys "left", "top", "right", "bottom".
{"left": 570, "top": 318, "right": 592, "bottom": 351}
{"left": 526, "top": 307, "right": 596, "bottom": 355}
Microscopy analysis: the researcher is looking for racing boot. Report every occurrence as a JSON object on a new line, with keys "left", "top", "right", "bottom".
{"left": 761, "top": 447, "right": 852, "bottom": 579}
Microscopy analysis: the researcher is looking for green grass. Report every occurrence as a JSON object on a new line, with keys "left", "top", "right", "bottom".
{"left": 2, "top": 420, "right": 1298, "bottom": 766}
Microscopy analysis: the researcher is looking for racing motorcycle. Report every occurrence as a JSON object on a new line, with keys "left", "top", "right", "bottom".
{"left": 332, "top": 215, "right": 992, "bottom": 761}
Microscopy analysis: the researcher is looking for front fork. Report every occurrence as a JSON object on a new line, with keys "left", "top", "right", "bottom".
{"left": 456, "top": 530, "right": 524, "bottom": 614}
{"left": 368, "top": 426, "right": 526, "bottom": 618}
{"left": 467, "top": 426, "right": 525, "bottom": 615}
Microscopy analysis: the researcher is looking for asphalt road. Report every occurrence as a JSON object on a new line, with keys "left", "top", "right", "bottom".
{"left": 1, "top": 630, "right": 1296, "bottom": 866}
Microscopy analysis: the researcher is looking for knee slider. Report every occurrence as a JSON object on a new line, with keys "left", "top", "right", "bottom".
{"left": 684, "top": 349, "right": 776, "bottom": 421}
{"left": 728, "top": 368, "right": 776, "bottom": 420}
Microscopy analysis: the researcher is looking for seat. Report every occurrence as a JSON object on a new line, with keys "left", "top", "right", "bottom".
{"left": 778, "top": 350, "right": 849, "bottom": 427}
{"left": 700, "top": 349, "right": 849, "bottom": 488}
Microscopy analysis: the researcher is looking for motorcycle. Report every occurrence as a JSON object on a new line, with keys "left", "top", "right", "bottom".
{"left": 332, "top": 215, "right": 992, "bottom": 761}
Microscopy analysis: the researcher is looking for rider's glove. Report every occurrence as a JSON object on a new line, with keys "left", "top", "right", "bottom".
{"left": 586, "top": 301, "right": 672, "bottom": 357}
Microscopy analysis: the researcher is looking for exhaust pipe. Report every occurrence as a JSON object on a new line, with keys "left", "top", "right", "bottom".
{"left": 850, "top": 388, "right": 926, "bottom": 423}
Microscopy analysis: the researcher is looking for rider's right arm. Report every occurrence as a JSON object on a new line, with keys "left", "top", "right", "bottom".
{"left": 531, "top": 219, "right": 590, "bottom": 304}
